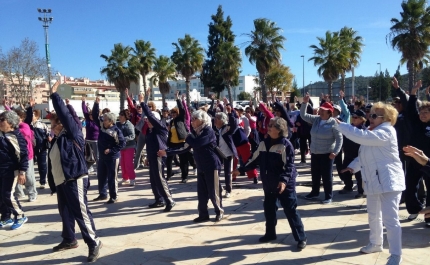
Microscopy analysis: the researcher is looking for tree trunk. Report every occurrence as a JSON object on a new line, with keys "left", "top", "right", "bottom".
{"left": 142, "top": 73, "right": 148, "bottom": 98}
{"left": 161, "top": 92, "right": 166, "bottom": 108}
{"left": 227, "top": 84, "right": 233, "bottom": 105}
{"left": 185, "top": 77, "right": 191, "bottom": 108}
{"left": 259, "top": 72, "right": 267, "bottom": 103}
{"left": 407, "top": 60, "right": 415, "bottom": 93}
{"left": 119, "top": 89, "right": 125, "bottom": 111}
{"left": 327, "top": 80, "right": 333, "bottom": 100}
{"left": 340, "top": 72, "right": 346, "bottom": 92}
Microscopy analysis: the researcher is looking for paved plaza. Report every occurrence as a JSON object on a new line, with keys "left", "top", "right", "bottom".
{"left": 0, "top": 159, "right": 429, "bottom": 265}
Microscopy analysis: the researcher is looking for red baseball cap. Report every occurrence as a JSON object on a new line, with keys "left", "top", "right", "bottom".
{"left": 320, "top": 102, "right": 334, "bottom": 112}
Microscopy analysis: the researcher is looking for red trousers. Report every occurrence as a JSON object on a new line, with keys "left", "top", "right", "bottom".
{"left": 233, "top": 142, "right": 257, "bottom": 179}
{"left": 120, "top": 148, "right": 136, "bottom": 180}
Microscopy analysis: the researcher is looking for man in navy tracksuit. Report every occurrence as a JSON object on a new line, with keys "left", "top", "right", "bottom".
{"left": 92, "top": 101, "right": 125, "bottom": 203}
{"left": 48, "top": 91, "right": 101, "bottom": 262}
{"left": 140, "top": 100, "right": 175, "bottom": 211}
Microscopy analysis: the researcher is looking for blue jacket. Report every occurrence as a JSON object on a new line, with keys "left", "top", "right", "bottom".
{"left": 0, "top": 129, "right": 29, "bottom": 175}
{"left": 240, "top": 136, "right": 297, "bottom": 193}
{"left": 273, "top": 101, "right": 294, "bottom": 139}
{"left": 215, "top": 112, "right": 238, "bottom": 158}
{"left": 48, "top": 93, "right": 88, "bottom": 181}
{"left": 93, "top": 102, "right": 125, "bottom": 159}
{"left": 141, "top": 102, "right": 168, "bottom": 156}
{"left": 231, "top": 110, "right": 249, "bottom": 147}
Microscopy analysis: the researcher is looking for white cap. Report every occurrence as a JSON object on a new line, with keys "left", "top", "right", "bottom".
{"left": 152, "top": 111, "right": 161, "bottom": 120}
{"left": 333, "top": 104, "right": 341, "bottom": 113}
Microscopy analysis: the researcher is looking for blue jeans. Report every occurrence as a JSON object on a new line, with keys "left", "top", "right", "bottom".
{"left": 310, "top": 153, "right": 334, "bottom": 200}
{"left": 263, "top": 190, "right": 306, "bottom": 242}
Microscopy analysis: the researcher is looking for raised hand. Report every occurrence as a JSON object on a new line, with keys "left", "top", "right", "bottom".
{"left": 303, "top": 92, "right": 310, "bottom": 103}
{"left": 125, "top": 88, "right": 129, "bottom": 96}
{"left": 181, "top": 93, "right": 186, "bottom": 100}
{"left": 226, "top": 105, "right": 232, "bottom": 113}
{"left": 411, "top": 80, "right": 422, "bottom": 95}
{"left": 339, "top": 90, "right": 344, "bottom": 99}
{"left": 95, "top": 97, "right": 101, "bottom": 104}
{"left": 29, "top": 98, "right": 36, "bottom": 107}
{"left": 65, "top": 98, "right": 70, "bottom": 105}
{"left": 392, "top": 76, "right": 399, "bottom": 89}
{"left": 138, "top": 93, "right": 144, "bottom": 103}
{"left": 51, "top": 80, "right": 60, "bottom": 93}
{"left": 175, "top": 90, "right": 179, "bottom": 99}
{"left": 81, "top": 96, "right": 86, "bottom": 101}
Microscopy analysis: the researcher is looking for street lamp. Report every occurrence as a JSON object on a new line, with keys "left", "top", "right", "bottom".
{"left": 37, "top": 8, "right": 53, "bottom": 95}
{"left": 309, "top": 81, "right": 312, "bottom": 96}
{"left": 301, "top": 55, "right": 305, "bottom": 96}
{"left": 377, "top": 63, "right": 381, "bottom": 101}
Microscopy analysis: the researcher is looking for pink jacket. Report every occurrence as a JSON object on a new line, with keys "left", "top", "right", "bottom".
{"left": 19, "top": 123, "right": 34, "bottom": 160}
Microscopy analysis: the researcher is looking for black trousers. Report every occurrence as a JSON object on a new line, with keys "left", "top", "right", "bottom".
{"left": 34, "top": 147, "right": 48, "bottom": 185}
{"left": 341, "top": 156, "right": 364, "bottom": 194}
{"left": 148, "top": 156, "right": 173, "bottom": 203}
{"left": 166, "top": 152, "right": 189, "bottom": 180}
{"left": 334, "top": 151, "right": 343, "bottom": 177}
{"left": 299, "top": 136, "right": 311, "bottom": 163}
{"left": 405, "top": 160, "right": 430, "bottom": 221}
{"left": 197, "top": 169, "right": 223, "bottom": 217}
{"left": 220, "top": 156, "right": 233, "bottom": 193}
{"left": 310, "top": 153, "right": 334, "bottom": 200}
{"left": 0, "top": 171, "right": 24, "bottom": 220}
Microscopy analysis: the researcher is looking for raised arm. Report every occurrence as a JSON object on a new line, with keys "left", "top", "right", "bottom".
{"left": 337, "top": 122, "right": 392, "bottom": 147}
{"left": 51, "top": 92, "right": 81, "bottom": 140}
{"left": 66, "top": 101, "right": 82, "bottom": 130}
{"left": 406, "top": 81, "right": 421, "bottom": 124}
{"left": 92, "top": 98, "right": 101, "bottom": 128}
{"left": 182, "top": 95, "right": 190, "bottom": 131}
{"left": 81, "top": 98, "right": 90, "bottom": 120}
{"left": 258, "top": 102, "right": 274, "bottom": 119}
{"left": 24, "top": 99, "right": 34, "bottom": 125}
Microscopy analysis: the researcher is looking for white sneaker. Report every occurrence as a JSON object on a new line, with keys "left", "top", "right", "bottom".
{"left": 408, "top": 213, "right": 419, "bottom": 220}
{"left": 360, "top": 243, "right": 383, "bottom": 254}
{"left": 121, "top": 179, "right": 130, "bottom": 185}
{"left": 193, "top": 169, "right": 197, "bottom": 175}
{"left": 294, "top": 149, "right": 299, "bottom": 155}
{"left": 130, "top": 180, "right": 136, "bottom": 186}
{"left": 386, "top": 254, "right": 402, "bottom": 265}
{"left": 225, "top": 192, "right": 231, "bottom": 198}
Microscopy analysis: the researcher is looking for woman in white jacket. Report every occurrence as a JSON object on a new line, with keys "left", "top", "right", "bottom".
{"left": 336, "top": 102, "right": 405, "bottom": 265}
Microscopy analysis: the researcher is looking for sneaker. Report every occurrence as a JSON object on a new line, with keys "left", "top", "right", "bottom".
{"left": 253, "top": 177, "right": 258, "bottom": 184}
{"left": 121, "top": 179, "right": 130, "bottom": 185}
{"left": 304, "top": 193, "right": 319, "bottom": 200}
{"left": 11, "top": 216, "right": 28, "bottom": 230}
{"left": 426, "top": 222, "right": 430, "bottom": 227}
{"left": 339, "top": 188, "right": 353, "bottom": 194}
{"left": 39, "top": 184, "right": 46, "bottom": 189}
{"left": 164, "top": 201, "right": 176, "bottom": 212}
{"left": 225, "top": 192, "right": 231, "bottom": 198}
{"left": 193, "top": 169, "right": 197, "bottom": 175}
{"left": 193, "top": 215, "right": 210, "bottom": 223}
{"left": 215, "top": 214, "right": 223, "bottom": 222}
{"left": 138, "top": 164, "right": 145, "bottom": 169}
{"left": 355, "top": 193, "right": 366, "bottom": 199}
{"left": 294, "top": 149, "right": 299, "bottom": 155}
{"left": 0, "top": 219, "right": 14, "bottom": 228}
{"left": 53, "top": 240, "right": 79, "bottom": 252}
{"left": 386, "top": 254, "right": 402, "bottom": 265}
{"left": 130, "top": 180, "right": 136, "bottom": 186}
{"left": 87, "top": 241, "right": 103, "bottom": 262}
{"left": 28, "top": 197, "right": 37, "bottom": 202}
{"left": 93, "top": 195, "right": 108, "bottom": 201}
{"left": 106, "top": 197, "right": 118, "bottom": 204}
{"left": 360, "top": 243, "right": 383, "bottom": 254}
{"left": 148, "top": 201, "right": 165, "bottom": 208}
{"left": 181, "top": 179, "right": 188, "bottom": 184}
{"left": 408, "top": 214, "right": 419, "bottom": 220}
{"left": 321, "top": 199, "right": 332, "bottom": 204}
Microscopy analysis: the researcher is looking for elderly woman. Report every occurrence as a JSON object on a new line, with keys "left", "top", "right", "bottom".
{"left": 300, "top": 93, "right": 343, "bottom": 204}
{"left": 233, "top": 117, "right": 307, "bottom": 250}
{"left": 117, "top": 109, "right": 136, "bottom": 186}
{"left": 47, "top": 83, "right": 102, "bottom": 262}
{"left": 338, "top": 102, "right": 404, "bottom": 265}
{"left": 82, "top": 96, "right": 99, "bottom": 173}
{"left": 158, "top": 110, "right": 224, "bottom": 222}
{"left": 92, "top": 97, "right": 125, "bottom": 203}
{"left": 0, "top": 111, "right": 28, "bottom": 230}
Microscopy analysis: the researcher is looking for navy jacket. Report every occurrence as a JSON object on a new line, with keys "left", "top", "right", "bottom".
{"left": 241, "top": 136, "right": 297, "bottom": 193}
{"left": 407, "top": 95, "right": 430, "bottom": 157}
{"left": 0, "top": 129, "right": 29, "bottom": 175}
{"left": 231, "top": 110, "right": 249, "bottom": 147}
{"left": 93, "top": 102, "right": 125, "bottom": 159}
{"left": 342, "top": 123, "right": 366, "bottom": 159}
{"left": 395, "top": 88, "right": 411, "bottom": 159}
{"left": 48, "top": 93, "right": 88, "bottom": 181}
{"left": 141, "top": 102, "right": 168, "bottom": 156}
{"left": 215, "top": 112, "right": 238, "bottom": 158}
{"left": 26, "top": 107, "right": 49, "bottom": 150}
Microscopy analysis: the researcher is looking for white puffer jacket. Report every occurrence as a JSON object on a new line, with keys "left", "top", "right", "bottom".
{"left": 337, "top": 122, "right": 405, "bottom": 195}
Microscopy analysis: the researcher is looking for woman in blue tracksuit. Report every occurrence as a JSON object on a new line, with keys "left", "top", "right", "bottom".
{"left": 47, "top": 84, "right": 102, "bottom": 262}
{"left": 158, "top": 110, "right": 224, "bottom": 222}
{"left": 92, "top": 97, "right": 125, "bottom": 204}
{"left": 233, "top": 117, "right": 307, "bottom": 250}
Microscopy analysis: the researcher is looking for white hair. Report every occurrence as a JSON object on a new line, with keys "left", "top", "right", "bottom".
{"left": 103, "top": 112, "right": 116, "bottom": 123}
{"left": 215, "top": 112, "right": 228, "bottom": 125}
{"left": 192, "top": 110, "right": 212, "bottom": 127}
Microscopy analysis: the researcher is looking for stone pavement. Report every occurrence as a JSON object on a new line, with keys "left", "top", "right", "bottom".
{"left": 0, "top": 159, "right": 429, "bottom": 265}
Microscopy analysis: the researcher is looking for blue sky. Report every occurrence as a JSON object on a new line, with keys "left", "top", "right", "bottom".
{"left": 1, "top": 0, "right": 405, "bottom": 88}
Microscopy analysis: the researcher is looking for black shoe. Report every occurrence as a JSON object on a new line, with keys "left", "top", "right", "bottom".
{"left": 164, "top": 201, "right": 176, "bottom": 212}
{"left": 355, "top": 193, "right": 366, "bottom": 199}
{"left": 93, "top": 195, "right": 108, "bottom": 201}
{"left": 181, "top": 178, "right": 188, "bottom": 183}
{"left": 193, "top": 216, "right": 210, "bottom": 223}
{"left": 148, "top": 201, "right": 165, "bottom": 208}
{"left": 253, "top": 177, "right": 258, "bottom": 184}
{"left": 304, "top": 193, "right": 319, "bottom": 200}
{"left": 215, "top": 214, "right": 223, "bottom": 222}
{"left": 297, "top": 240, "right": 307, "bottom": 250}
{"left": 87, "top": 241, "right": 102, "bottom": 262}
{"left": 166, "top": 177, "right": 171, "bottom": 181}
{"left": 339, "top": 188, "right": 353, "bottom": 194}
{"left": 53, "top": 240, "right": 79, "bottom": 252}
{"left": 106, "top": 197, "right": 118, "bottom": 204}
{"left": 259, "top": 234, "right": 277, "bottom": 243}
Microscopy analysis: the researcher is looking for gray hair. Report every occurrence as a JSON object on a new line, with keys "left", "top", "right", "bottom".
{"left": 215, "top": 112, "right": 228, "bottom": 125}
{"left": 269, "top": 117, "right": 289, "bottom": 138}
{"left": 0, "top": 110, "right": 20, "bottom": 129}
{"left": 192, "top": 110, "right": 212, "bottom": 128}
{"left": 103, "top": 112, "right": 116, "bottom": 123}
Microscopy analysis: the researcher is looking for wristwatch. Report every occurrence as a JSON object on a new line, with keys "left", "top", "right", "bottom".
{"left": 19, "top": 171, "right": 26, "bottom": 175}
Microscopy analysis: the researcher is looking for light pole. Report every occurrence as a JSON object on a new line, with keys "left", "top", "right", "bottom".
{"left": 301, "top": 55, "right": 305, "bottom": 96}
{"left": 37, "top": 8, "right": 53, "bottom": 95}
{"left": 367, "top": 86, "right": 370, "bottom": 103}
{"left": 309, "top": 81, "right": 312, "bottom": 96}
{"left": 377, "top": 63, "right": 381, "bottom": 101}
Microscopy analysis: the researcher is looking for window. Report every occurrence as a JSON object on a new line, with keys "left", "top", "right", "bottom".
{"left": 193, "top": 83, "right": 197, "bottom": 87}
{"left": 239, "top": 87, "right": 243, "bottom": 91}
{"left": 239, "top": 80, "right": 243, "bottom": 83}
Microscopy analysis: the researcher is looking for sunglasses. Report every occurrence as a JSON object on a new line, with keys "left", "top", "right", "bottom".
{"left": 369, "top": 114, "right": 384, "bottom": 120}
{"left": 136, "top": 106, "right": 142, "bottom": 109}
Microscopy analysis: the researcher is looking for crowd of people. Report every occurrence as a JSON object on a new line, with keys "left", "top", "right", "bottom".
{"left": 0, "top": 77, "right": 429, "bottom": 264}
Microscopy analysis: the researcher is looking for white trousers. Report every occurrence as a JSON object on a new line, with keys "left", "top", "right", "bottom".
{"left": 367, "top": 191, "right": 402, "bottom": 256}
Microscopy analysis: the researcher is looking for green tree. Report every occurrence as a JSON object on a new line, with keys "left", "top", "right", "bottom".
{"left": 201, "top": 5, "right": 235, "bottom": 96}
{"left": 171, "top": 34, "right": 205, "bottom": 107}
{"left": 238, "top": 91, "right": 251, "bottom": 100}
{"left": 245, "top": 18, "right": 286, "bottom": 103}
{"left": 150, "top": 55, "right": 177, "bottom": 106}
{"left": 131, "top": 40, "right": 156, "bottom": 97}
{"left": 100, "top": 43, "right": 139, "bottom": 110}
{"left": 214, "top": 42, "right": 241, "bottom": 103}
{"left": 387, "top": 0, "right": 430, "bottom": 92}
{"left": 265, "top": 64, "right": 294, "bottom": 94}
{"left": 309, "top": 31, "right": 347, "bottom": 99}
{"left": 339, "top": 27, "right": 364, "bottom": 91}
{"left": 289, "top": 78, "right": 299, "bottom": 102}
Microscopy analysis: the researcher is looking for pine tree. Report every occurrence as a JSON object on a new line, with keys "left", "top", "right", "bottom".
{"left": 200, "top": 5, "right": 235, "bottom": 96}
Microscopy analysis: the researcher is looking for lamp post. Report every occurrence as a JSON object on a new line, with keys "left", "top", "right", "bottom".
{"left": 301, "top": 55, "right": 305, "bottom": 96}
{"left": 367, "top": 86, "right": 370, "bottom": 103}
{"left": 377, "top": 63, "right": 381, "bottom": 101}
{"left": 37, "top": 8, "right": 53, "bottom": 95}
{"left": 309, "top": 81, "right": 312, "bottom": 96}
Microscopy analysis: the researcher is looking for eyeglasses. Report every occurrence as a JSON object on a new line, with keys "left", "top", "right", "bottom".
{"left": 191, "top": 117, "right": 198, "bottom": 121}
{"left": 136, "top": 106, "right": 142, "bottom": 109}
{"left": 419, "top": 111, "right": 430, "bottom": 115}
{"left": 369, "top": 114, "right": 384, "bottom": 120}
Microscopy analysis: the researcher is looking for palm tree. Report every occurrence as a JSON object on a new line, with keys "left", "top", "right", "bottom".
{"left": 339, "top": 27, "right": 364, "bottom": 91}
{"left": 171, "top": 34, "right": 205, "bottom": 107}
{"left": 388, "top": 0, "right": 430, "bottom": 91}
{"left": 150, "top": 55, "right": 177, "bottom": 106}
{"left": 100, "top": 43, "right": 139, "bottom": 110}
{"left": 244, "top": 18, "right": 286, "bottom": 102}
{"left": 309, "top": 31, "right": 347, "bottom": 99}
{"left": 132, "top": 40, "right": 156, "bottom": 96}
{"left": 214, "top": 42, "right": 241, "bottom": 103}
